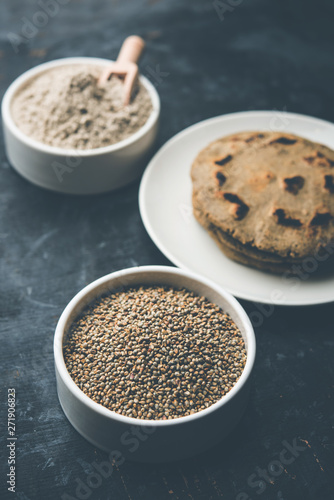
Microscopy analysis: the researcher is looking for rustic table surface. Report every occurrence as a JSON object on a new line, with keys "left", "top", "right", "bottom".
{"left": 0, "top": 1, "right": 333, "bottom": 499}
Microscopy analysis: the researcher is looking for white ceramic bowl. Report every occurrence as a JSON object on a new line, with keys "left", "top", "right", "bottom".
{"left": 2, "top": 57, "right": 160, "bottom": 194}
{"left": 54, "top": 266, "right": 256, "bottom": 462}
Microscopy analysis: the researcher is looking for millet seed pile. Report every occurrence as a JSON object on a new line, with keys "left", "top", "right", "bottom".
{"left": 63, "top": 286, "right": 247, "bottom": 420}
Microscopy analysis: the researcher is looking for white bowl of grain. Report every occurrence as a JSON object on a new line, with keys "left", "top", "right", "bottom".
{"left": 2, "top": 57, "right": 160, "bottom": 194}
{"left": 54, "top": 265, "right": 256, "bottom": 462}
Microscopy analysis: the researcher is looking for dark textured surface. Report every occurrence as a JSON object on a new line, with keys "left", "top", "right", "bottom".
{"left": 0, "top": 1, "right": 333, "bottom": 499}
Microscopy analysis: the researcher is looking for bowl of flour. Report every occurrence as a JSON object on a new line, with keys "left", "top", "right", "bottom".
{"left": 2, "top": 57, "right": 160, "bottom": 194}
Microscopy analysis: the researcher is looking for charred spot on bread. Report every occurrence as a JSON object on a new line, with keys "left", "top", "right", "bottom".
{"left": 270, "top": 137, "right": 297, "bottom": 146}
{"left": 283, "top": 176, "right": 305, "bottom": 195}
{"left": 223, "top": 193, "right": 249, "bottom": 220}
{"left": 310, "top": 212, "right": 333, "bottom": 226}
{"left": 324, "top": 175, "right": 334, "bottom": 193}
{"left": 215, "top": 155, "right": 233, "bottom": 166}
{"left": 273, "top": 208, "right": 302, "bottom": 227}
{"left": 215, "top": 171, "right": 226, "bottom": 186}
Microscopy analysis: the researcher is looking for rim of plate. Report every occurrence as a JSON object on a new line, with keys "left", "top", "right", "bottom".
{"left": 139, "top": 110, "right": 334, "bottom": 306}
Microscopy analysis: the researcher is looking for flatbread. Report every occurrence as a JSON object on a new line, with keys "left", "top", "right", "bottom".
{"left": 191, "top": 131, "right": 334, "bottom": 273}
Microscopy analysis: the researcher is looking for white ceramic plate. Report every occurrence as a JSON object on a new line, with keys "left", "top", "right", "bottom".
{"left": 139, "top": 111, "right": 334, "bottom": 306}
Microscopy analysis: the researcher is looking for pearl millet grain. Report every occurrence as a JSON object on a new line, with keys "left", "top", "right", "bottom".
{"left": 63, "top": 286, "right": 247, "bottom": 420}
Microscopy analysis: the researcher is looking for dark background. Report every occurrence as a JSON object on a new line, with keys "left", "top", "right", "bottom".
{"left": 1, "top": 0, "right": 333, "bottom": 499}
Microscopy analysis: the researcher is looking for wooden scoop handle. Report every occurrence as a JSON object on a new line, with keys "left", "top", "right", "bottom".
{"left": 117, "top": 36, "right": 145, "bottom": 64}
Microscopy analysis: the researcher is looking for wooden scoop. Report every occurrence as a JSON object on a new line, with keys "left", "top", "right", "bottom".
{"left": 99, "top": 36, "right": 145, "bottom": 106}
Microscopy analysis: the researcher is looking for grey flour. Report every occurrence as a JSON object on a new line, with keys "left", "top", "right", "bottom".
{"left": 11, "top": 64, "right": 153, "bottom": 150}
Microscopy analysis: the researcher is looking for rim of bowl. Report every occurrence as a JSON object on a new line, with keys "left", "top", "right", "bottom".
{"left": 54, "top": 265, "right": 256, "bottom": 427}
{"left": 1, "top": 57, "right": 160, "bottom": 157}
